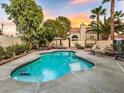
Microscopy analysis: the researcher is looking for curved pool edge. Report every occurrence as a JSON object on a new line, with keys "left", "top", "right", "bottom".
{"left": 10, "top": 57, "right": 41, "bottom": 77}
{"left": 10, "top": 50, "right": 96, "bottom": 83}
{"left": 75, "top": 53, "right": 96, "bottom": 70}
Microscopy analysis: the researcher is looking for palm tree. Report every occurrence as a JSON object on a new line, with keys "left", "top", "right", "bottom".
{"left": 89, "top": 16, "right": 124, "bottom": 40}
{"left": 115, "top": 10, "right": 124, "bottom": 23}
{"left": 90, "top": 6, "right": 106, "bottom": 40}
{"left": 102, "top": 0, "right": 123, "bottom": 40}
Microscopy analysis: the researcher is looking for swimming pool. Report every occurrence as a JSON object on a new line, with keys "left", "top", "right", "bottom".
{"left": 11, "top": 51, "right": 94, "bottom": 83}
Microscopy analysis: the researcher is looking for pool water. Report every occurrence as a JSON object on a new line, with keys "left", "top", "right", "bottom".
{"left": 11, "top": 51, "right": 94, "bottom": 83}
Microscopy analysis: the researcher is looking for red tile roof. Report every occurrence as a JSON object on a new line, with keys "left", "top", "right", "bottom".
{"left": 86, "top": 30, "right": 97, "bottom": 34}
{"left": 70, "top": 28, "right": 80, "bottom": 33}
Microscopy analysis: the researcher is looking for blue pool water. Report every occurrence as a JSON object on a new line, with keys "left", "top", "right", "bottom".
{"left": 11, "top": 51, "right": 94, "bottom": 83}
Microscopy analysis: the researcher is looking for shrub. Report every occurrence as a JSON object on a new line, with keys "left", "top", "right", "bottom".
{"left": 74, "top": 43, "right": 84, "bottom": 49}
{"left": 13, "top": 44, "right": 29, "bottom": 55}
{"left": 6, "top": 46, "right": 15, "bottom": 57}
{"left": 0, "top": 44, "right": 29, "bottom": 60}
{"left": 0, "top": 46, "right": 13, "bottom": 59}
{"left": 0, "top": 46, "right": 5, "bottom": 59}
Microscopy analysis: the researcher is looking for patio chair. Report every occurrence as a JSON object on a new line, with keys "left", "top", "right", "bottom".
{"left": 91, "top": 44, "right": 97, "bottom": 55}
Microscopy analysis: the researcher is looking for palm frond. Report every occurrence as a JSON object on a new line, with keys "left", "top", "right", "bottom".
{"left": 102, "top": 0, "right": 111, "bottom": 4}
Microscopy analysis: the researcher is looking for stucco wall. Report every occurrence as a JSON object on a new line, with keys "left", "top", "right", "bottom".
{"left": 96, "top": 40, "right": 113, "bottom": 48}
{"left": 2, "top": 25, "right": 17, "bottom": 37}
{"left": 51, "top": 40, "right": 86, "bottom": 47}
{"left": 70, "top": 33, "right": 80, "bottom": 41}
{"left": 0, "top": 35, "right": 22, "bottom": 47}
{"left": 51, "top": 40, "right": 112, "bottom": 48}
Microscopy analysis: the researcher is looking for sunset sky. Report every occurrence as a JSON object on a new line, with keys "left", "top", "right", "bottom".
{"left": 0, "top": 0, "right": 124, "bottom": 27}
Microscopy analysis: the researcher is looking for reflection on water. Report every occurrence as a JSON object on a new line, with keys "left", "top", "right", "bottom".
{"left": 69, "top": 62, "right": 81, "bottom": 71}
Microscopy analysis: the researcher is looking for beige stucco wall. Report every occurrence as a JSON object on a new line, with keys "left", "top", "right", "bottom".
{"left": 80, "top": 25, "right": 86, "bottom": 41}
{"left": 0, "top": 34, "right": 112, "bottom": 48}
{"left": 71, "top": 41, "right": 85, "bottom": 47}
{"left": 70, "top": 33, "right": 80, "bottom": 41}
{"left": 86, "top": 33, "right": 97, "bottom": 40}
{"left": 0, "top": 35, "right": 23, "bottom": 47}
{"left": 51, "top": 40, "right": 86, "bottom": 48}
{"left": 3, "top": 25, "right": 17, "bottom": 37}
{"left": 51, "top": 40, "right": 112, "bottom": 48}
{"left": 96, "top": 40, "right": 113, "bottom": 48}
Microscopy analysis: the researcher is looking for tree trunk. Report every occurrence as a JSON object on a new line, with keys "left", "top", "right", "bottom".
{"left": 110, "top": 0, "right": 115, "bottom": 40}
{"left": 97, "top": 33, "right": 100, "bottom": 41}
{"left": 0, "top": 24, "right": 4, "bottom": 35}
{"left": 68, "top": 38, "right": 71, "bottom": 47}
{"left": 29, "top": 40, "right": 32, "bottom": 50}
{"left": 97, "top": 16, "right": 100, "bottom": 41}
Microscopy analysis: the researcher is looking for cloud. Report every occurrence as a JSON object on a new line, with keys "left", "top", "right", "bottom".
{"left": 43, "top": 9, "right": 55, "bottom": 20}
{"left": 43, "top": 9, "right": 91, "bottom": 27}
{"left": 69, "top": 13, "right": 91, "bottom": 27}
{"left": 68, "top": 0, "right": 97, "bottom": 5}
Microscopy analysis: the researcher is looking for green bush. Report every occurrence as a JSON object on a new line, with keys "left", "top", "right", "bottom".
{"left": 13, "top": 44, "right": 29, "bottom": 55}
{"left": 0, "top": 46, "right": 13, "bottom": 59}
{"left": 0, "top": 44, "right": 29, "bottom": 60}
{"left": 6, "top": 46, "right": 15, "bottom": 57}
{"left": 74, "top": 43, "right": 84, "bottom": 49}
{"left": 0, "top": 46, "right": 5, "bottom": 59}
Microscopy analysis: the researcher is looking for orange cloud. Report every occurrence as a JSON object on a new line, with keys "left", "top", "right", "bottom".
{"left": 43, "top": 10, "right": 91, "bottom": 27}
{"left": 43, "top": 9, "right": 55, "bottom": 20}
{"left": 69, "top": 13, "right": 91, "bottom": 27}
{"left": 69, "top": 0, "right": 97, "bottom": 5}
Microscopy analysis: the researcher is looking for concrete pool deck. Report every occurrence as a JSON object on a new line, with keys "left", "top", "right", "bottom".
{"left": 0, "top": 49, "right": 124, "bottom": 93}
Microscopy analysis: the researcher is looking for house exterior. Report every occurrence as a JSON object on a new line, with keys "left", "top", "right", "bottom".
{"left": 0, "top": 19, "right": 17, "bottom": 37}
{"left": 0, "top": 19, "right": 21, "bottom": 47}
{"left": 68, "top": 24, "right": 98, "bottom": 47}
{"left": 70, "top": 24, "right": 97, "bottom": 42}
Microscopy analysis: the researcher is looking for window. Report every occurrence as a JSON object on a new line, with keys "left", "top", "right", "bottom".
{"left": 90, "top": 36, "right": 94, "bottom": 40}
{"left": 72, "top": 35, "right": 79, "bottom": 41}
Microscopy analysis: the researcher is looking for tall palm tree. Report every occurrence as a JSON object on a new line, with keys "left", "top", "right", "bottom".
{"left": 115, "top": 10, "right": 124, "bottom": 23}
{"left": 90, "top": 6, "right": 106, "bottom": 40}
{"left": 102, "top": 0, "right": 123, "bottom": 40}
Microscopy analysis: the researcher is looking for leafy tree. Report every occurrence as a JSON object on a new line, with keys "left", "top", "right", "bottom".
{"left": 56, "top": 16, "right": 71, "bottom": 38}
{"left": 2, "top": 0, "right": 44, "bottom": 49}
{"left": 102, "top": 0, "right": 123, "bottom": 40}
{"left": 90, "top": 6, "right": 106, "bottom": 40}
{"left": 39, "top": 19, "right": 57, "bottom": 46}
{"left": 39, "top": 17, "right": 71, "bottom": 46}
